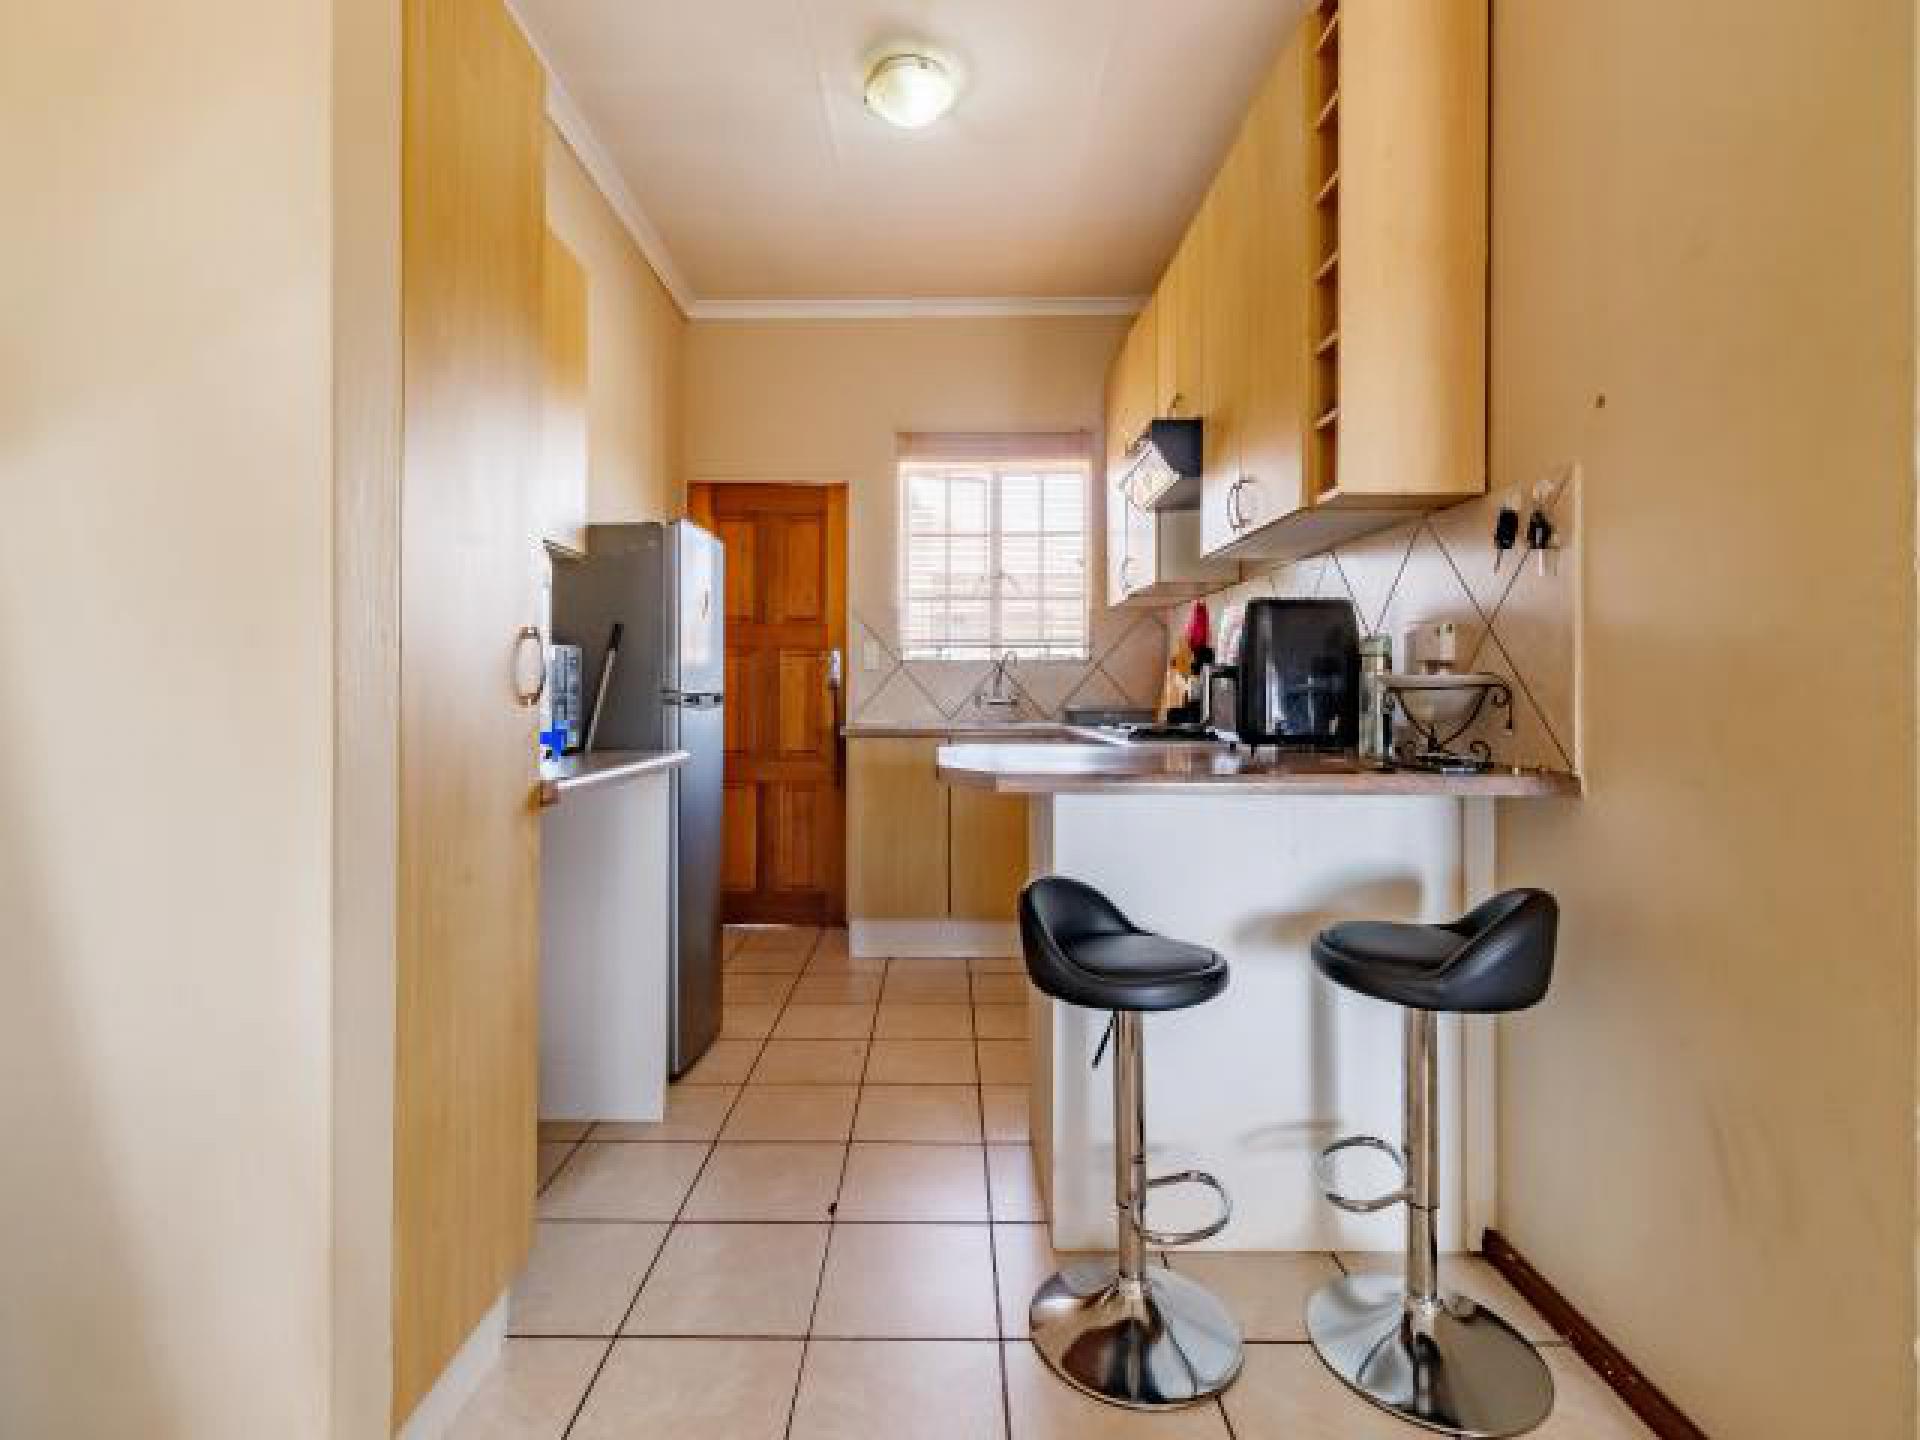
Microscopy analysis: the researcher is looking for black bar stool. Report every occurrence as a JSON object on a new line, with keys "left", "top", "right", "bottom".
{"left": 1018, "top": 876, "right": 1244, "bottom": 1409}
{"left": 1307, "top": 888, "right": 1559, "bottom": 1439}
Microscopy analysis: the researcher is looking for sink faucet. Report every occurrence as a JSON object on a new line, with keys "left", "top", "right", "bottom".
{"left": 978, "top": 650, "right": 1020, "bottom": 709}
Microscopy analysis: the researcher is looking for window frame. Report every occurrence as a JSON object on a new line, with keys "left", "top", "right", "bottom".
{"left": 897, "top": 456, "right": 1093, "bottom": 663}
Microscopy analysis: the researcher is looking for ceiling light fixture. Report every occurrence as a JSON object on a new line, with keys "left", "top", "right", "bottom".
{"left": 863, "top": 52, "right": 958, "bottom": 129}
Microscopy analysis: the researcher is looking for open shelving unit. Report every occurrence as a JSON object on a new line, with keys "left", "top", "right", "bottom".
{"left": 1307, "top": 0, "right": 1341, "bottom": 501}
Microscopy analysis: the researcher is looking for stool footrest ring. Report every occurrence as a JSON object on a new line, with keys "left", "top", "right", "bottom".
{"left": 1140, "top": 1169, "right": 1232, "bottom": 1247}
{"left": 1316, "top": 1135, "right": 1410, "bottom": 1215}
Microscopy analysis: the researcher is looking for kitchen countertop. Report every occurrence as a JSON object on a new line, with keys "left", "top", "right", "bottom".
{"left": 539, "top": 749, "right": 689, "bottom": 807}
{"left": 936, "top": 741, "right": 1581, "bottom": 798}
{"left": 842, "top": 721, "right": 1126, "bottom": 743}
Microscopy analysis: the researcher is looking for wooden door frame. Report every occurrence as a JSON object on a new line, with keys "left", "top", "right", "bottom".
{"left": 688, "top": 480, "right": 849, "bottom": 925}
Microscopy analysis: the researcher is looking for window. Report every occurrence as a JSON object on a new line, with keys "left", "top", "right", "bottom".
{"left": 899, "top": 439, "right": 1091, "bottom": 661}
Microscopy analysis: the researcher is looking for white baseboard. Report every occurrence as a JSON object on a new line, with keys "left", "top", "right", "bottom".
{"left": 850, "top": 919, "right": 1019, "bottom": 958}
{"left": 396, "top": 1291, "right": 508, "bottom": 1440}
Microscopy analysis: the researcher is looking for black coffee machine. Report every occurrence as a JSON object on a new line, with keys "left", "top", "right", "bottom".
{"left": 1233, "top": 597, "right": 1361, "bottom": 750}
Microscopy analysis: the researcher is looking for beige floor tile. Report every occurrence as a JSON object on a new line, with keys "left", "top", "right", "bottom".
{"left": 720, "top": 1084, "right": 858, "bottom": 1142}
{"left": 977, "top": 1039, "right": 1031, "bottom": 1085}
{"left": 813, "top": 1225, "right": 1000, "bottom": 1337}
{"left": 538, "top": 1120, "right": 590, "bottom": 1142}
{"left": 1003, "top": 1342, "right": 1231, "bottom": 1438}
{"left": 790, "top": 973, "right": 884, "bottom": 1004}
{"left": 986, "top": 1145, "right": 1046, "bottom": 1222}
{"left": 750, "top": 1039, "right": 869, "bottom": 1084}
{"left": 772, "top": 1004, "right": 876, "bottom": 1040}
{"left": 854, "top": 1085, "right": 982, "bottom": 1142}
{"left": 570, "top": 1338, "right": 804, "bottom": 1440}
{"left": 992, "top": 1226, "right": 1154, "bottom": 1339}
{"left": 1220, "top": 1343, "right": 1410, "bottom": 1440}
{"left": 681, "top": 1142, "right": 845, "bottom": 1221}
{"left": 724, "top": 927, "right": 748, "bottom": 958}
{"left": 625, "top": 1223, "right": 829, "bottom": 1337}
{"left": 837, "top": 1143, "right": 990, "bottom": 1222}
{"left": 1336, "top": 1252, "right": 1562, "bottom": 1344}
{"left": 970, "top": 974, "right": 1030, "bottom": 1005}
{"left": 886, "top": 955, "right": 973, "bottom": 970}
{"left": 866, "top": 1038, "right": 978, "bottom": 1083}
{"left": 1164, "top": 1252, "right": 1340, "bottom": 1341}
{"left": 593, "top": 1086, "right": 738, "bottom": 1142}
{"left": 537, "top": 1142, "right": 709, "bottom": 1222}
{"left": 726, "top": 950, "right": 809, "bottom": 975}
{"left": 509, "top": 1221, "right": 666, "bottom": 1337}
{"left": 981, "top": 1086, "right": 1031, "bottom": 1143}
{"left": 970, "top": 955, "right": 1025, "bottom": 974}
{"left": 679, "top": 1039, "right": 763, "bottom": 1085}
{"left": 883, "top": 971, "right": 974, "bottom": 1004}
{"left": 739, "top": 925, "right": 819, "bottom": 955}
{"left": 973, "top": 1004, "right": 1029, "bottom": 1040}
{"left": 790, "top": 1340, "right": 1005, "bottom": 1440}
{"left": 874, "top": 1002, "right": 974, "bottom": 1038}
{"left": 721, "top": 1002, "right": 781, "bottom": 1039}
{"left": 724, "top": 972, "right": 797, "bottom": 1006}
{"left": 811, "top": 927, "right": 851, "bottom": 960}
{"left": 448, "top": 1338, "right": 605, "bottom": 1440}
{"left": 1537, "top": 1348, "right": 1655, "bottom": 1437}
{"left": 537, "top": 1141, "right": 576, "bottom": 1191}
{"left": 803, "top": 952, "right": 888, "bottom": 978}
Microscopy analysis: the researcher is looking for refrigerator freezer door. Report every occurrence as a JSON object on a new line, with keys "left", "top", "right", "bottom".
{"left": 667, "top": 696, "right": 725, "bottom": 1074}
{"left": 672, "top": 520, "right": 725, "bottom": 698}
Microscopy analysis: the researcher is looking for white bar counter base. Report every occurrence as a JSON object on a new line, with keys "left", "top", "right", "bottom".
{"left": 938, "top": 741, "right": 1579, "bottom": 1256}
{"left": 538, "top": 749, "right": 688, "bottom": 1122}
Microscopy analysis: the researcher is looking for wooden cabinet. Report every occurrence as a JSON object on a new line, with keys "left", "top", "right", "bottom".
{"left": 394, "top": 0, "right": 545, "bottom": 1421}
{"left": 1115, "top": 0, "right": 1487, "bottom": 569}
{"left": 1105, "top": 305, "right": 1239, "bottom": 608}
{"left": 846, "top": 738, "right": 1029, "bottom": 920}
{"left": 949, "top": 785, "right": 1029, "bottom": 920}
{"left": 539, "top": 230, "right": 588, "bottom": 553}
{"left": 847, "top": 739, "right": 949, "bottom": 918}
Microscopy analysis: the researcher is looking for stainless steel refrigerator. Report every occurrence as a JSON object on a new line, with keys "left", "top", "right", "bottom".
{"left": 553, "top": 521, "right": 725, "bottom": 1076}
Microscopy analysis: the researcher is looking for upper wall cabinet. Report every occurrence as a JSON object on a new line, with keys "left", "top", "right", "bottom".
{"left": 1103, "top": 0, "right": 1487, "bottom": 581}
{"left": 540, "top": 230, "right": 589, "bottom": 554}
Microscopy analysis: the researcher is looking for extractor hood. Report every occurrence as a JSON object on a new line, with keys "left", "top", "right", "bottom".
{"left": 1118, "top": 417, "right": 1204, "bottom": 512}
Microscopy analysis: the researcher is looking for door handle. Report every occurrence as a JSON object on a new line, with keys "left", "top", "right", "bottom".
{"left": 512, "top": 625, "right": 547, "bottom": 707}
{"left": 825, "top": 649, "right": 846, "bottom": 785}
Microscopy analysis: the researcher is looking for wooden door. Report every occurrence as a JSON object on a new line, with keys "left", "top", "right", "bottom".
{"left": 393, "top": 0, "right": 544, "bottom": 1422}
{"left": 689, "top": 483, "right": 848, "bottom": 924}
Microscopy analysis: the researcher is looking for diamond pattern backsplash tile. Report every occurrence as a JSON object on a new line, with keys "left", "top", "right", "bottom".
{"left": 848, "top": 608, "right": 1170, "bottom": 725}
{"left": 1164, "top": 473, "right": 1581, "bottom": 773}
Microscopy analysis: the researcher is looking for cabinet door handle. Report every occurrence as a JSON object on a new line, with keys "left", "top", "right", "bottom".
{"left": 1227, "top": 478, "right": 1245, "bottom": 530}
{"left": 512, "top": 624, "right": 547, "bottom": 707}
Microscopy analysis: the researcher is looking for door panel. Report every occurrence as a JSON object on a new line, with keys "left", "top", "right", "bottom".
{"left": 394, "top": 0, "right": 543, "bottom": 1421}
{"left": 692, "top": 483, "right": 847, "bottom": 924}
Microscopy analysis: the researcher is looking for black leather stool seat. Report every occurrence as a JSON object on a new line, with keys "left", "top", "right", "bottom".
{"left": 1312, "top": 889, "right": 1557, "bottom": 1014}
{"left": 1020, "top": 877, "right": 1228, "bottom": 1012}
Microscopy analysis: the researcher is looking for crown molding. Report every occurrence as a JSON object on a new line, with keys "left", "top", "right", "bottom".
{"left": 686, "top": 296, "right": 1147, "bottom": 321}
{"left": 507, "top": 2, "right": 697, "bottom": 316}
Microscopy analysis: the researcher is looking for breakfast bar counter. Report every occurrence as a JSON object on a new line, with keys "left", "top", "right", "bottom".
{"left": 937, "top": 741, "right": 1580, "bottom": 798}
{"left": 937, "top": 741, "right": 1579, "bottom": 1259}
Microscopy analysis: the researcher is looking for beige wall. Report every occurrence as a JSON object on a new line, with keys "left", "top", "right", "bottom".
{"left": 1490, "top": 3, "right": 1916, "bottom": 1436}
{"left": 545, "top": 125, "right": 686, "bottom": 524}
{"left": 1, "top": 1, "right": 345, "bottom": 1435}
{"left": 684, "top": 316, "right": 1149, "bottom": 716}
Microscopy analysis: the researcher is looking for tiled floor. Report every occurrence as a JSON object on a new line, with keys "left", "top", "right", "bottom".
{"left": 453, "top": 925, "right": 1652, "bottom": 1439}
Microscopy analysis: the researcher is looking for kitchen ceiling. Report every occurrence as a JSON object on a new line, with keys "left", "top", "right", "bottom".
{"left": 511, "top": 0, "right": 1306, "bottom": 305}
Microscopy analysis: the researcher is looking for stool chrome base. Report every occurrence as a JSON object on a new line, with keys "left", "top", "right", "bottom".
{"left": 1307, "top": 1273, "right": 1553, "bottom": 1438}
{"left": 1031, "top": 1261, "right": 1244, "bottom": 1410}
